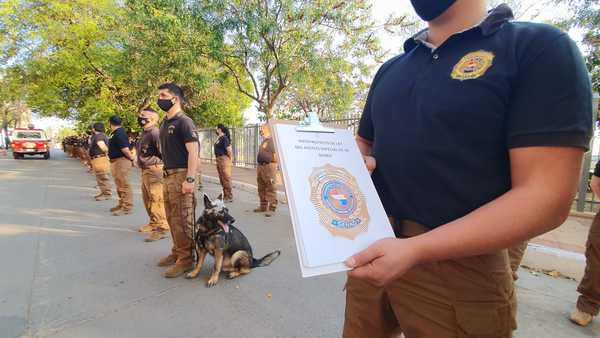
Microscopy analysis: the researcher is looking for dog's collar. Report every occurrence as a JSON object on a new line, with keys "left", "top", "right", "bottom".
{"left": 197, "top": 222, "right": 230, "bottom": 239}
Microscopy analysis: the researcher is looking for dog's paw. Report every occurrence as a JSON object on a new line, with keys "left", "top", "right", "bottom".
{"left": 185, "top": 271, "right": 199, "bottom": 279}
{"left": 206, "top": 276, "right": 219, "bottom": 287}
{"left": 227, "top": 272, "right": 240, "bottom": 279}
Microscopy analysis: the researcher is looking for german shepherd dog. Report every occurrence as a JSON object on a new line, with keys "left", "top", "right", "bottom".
{"left": 186, "top": 194, "right": 281, "bottom": 287}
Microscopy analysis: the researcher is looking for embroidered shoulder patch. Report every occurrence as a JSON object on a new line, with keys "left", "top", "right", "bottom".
{"left": 451, "top": 50, "right": 495, "bottom": 81}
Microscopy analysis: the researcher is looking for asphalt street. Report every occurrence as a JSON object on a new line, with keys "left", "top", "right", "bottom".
{"left": 0, "top": 150, "right": 598, "bottom": 338}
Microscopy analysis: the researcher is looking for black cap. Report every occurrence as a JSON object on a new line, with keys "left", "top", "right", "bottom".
{"left": 92, "top": 122, "right": 105, "bottom": 133}
{"left": 109, "top": 115, "right": 122, "bottom": 126}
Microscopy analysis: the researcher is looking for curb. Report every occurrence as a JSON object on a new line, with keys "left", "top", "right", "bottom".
{"left": 569, "top": 210, "right": 595, "bottom": 219}
{"left": 201, "top": 175, "right": 287, "bottom": 203}
{"left": 521, "top": 243, "right": 586, "bottom": 281}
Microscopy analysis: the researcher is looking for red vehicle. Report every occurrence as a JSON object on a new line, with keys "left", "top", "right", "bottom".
{"left": 11, "top": 128, "right": 51, "bottom": 159}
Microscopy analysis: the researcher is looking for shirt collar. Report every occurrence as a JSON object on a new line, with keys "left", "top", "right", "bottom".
{"left": 403, "top": 4, "right": 514, "bottom": 52}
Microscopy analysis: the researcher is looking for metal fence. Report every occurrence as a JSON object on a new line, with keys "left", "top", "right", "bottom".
{"left": 197, "top": 117, "right": 600, "bottom": 214}
{"left": 197, "top": 118, "right": 361, "bottom": 168}
{"left": 199, "top": 124, "right": 261, "bottom": 168}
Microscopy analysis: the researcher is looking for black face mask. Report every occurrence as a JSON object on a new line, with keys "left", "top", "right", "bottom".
{"left": 157, "top": 98, "right": 174, "bottom": 112}
{"left": 138, "top": 117, "right": 149, "bottom": 127}
{"left": 410, "top": 0, "right": 457, "bottom": 21}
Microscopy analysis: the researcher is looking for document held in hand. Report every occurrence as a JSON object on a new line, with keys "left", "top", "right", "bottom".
{"left": 272, "top": 120, "right": 395, "bottom": 277}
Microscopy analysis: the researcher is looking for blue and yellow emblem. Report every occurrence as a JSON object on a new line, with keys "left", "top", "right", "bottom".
{"left": 309, "top": 164, "right": 369, "bottom": 240}
{"left": 451, "top": 50, "right": 494, "bottom": 81}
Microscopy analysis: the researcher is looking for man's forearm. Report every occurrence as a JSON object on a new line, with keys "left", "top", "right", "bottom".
{"left": 186, "top": 143, "right": 198, "bottom": 178}
{"left": 412, "top": 183, "right": 575, "bottom": 265}
{"left": 121, "top": 148, "right": 134, "bottom": 161}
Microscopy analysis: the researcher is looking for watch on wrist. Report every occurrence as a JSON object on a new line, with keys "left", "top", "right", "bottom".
{"left": 186, "top": 176, "right": 195, "bottom": 183}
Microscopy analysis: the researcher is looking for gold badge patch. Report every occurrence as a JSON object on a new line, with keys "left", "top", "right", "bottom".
{"left": 309, "top": 164, "right": 369, "bottom": 240}
{"left": 451, "top": 50, "right": 495, "bottom": 81}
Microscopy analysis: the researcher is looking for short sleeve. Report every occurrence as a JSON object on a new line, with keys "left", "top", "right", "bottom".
{"left": 151, "top": 129, "right": 162, "bottom": 153}
{"left": 507, "top": 33, "right": 593, "bottom": 149}
{"left": 358, "top": 89, "right": 374, "bottom": 141}
{"left": 358, "top": 55, "right": 403, "bottom": 142}
{"left": 223, "top": 136, "right": 231, "bottom": 147}
{"left": 181, "top": 118, "right": 199, "bottom": 144}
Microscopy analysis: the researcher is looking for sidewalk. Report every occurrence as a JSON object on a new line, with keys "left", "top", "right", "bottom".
{"left": 200, "top": 162, "right": 593, "bottom": 281}
{"left": 200, "top": 161, "right": 286, "bottom": 202}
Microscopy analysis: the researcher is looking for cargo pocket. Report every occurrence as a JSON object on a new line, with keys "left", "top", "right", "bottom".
{"left": 454, "top": 302, "right": 511, "bottom": 338}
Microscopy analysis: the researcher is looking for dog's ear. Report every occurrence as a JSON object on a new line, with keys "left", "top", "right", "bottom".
{"left": 203, "top": 194, "right": 212, "bottom": 209}
{"left": 216, "top": 193, "right": 223, "bottom": 201}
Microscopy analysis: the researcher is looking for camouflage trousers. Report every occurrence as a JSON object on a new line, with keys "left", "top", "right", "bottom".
{"left": 91, "top": 156, "right": 111, "bottom": 196}
{"left": 110, "top": 157, "right": 133, "bottom": 211}
{"left": 256, "top": 163, "right": 277, "bottom": 211}
{"left": 164, "top": 170, "right": 196, "bottom": 266}
{"left": 577, "top": 211, "right": 600, "bottom": 315}
{"left": 78, "top": 147, "right": 89, "bottom": 165}
{"left": 141, "top": 165, "right": 168, "bottom": 230}
{"left": 216, "top": 155, "right": 233, "bottom": 200}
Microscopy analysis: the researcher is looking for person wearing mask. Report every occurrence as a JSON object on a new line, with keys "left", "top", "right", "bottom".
{"left": 136, "top": 108, "right": 169, "bottom": 242}
{"left": 253, "top": 123, "right": 278, "bottom": 216}
{"left": 156, "top": 82, "right": 199, "bottom": 278}
{"left": 214, "top": 123, "right": 233, "bottom": 202}
{"left": 107, "top": 116, "right": 135, "bottom": 216}
{"left": 89, "top": 122, "right": 111, "bottom": 201}
{"left": 342, "top": 1, "right": 593, "bottom": 337}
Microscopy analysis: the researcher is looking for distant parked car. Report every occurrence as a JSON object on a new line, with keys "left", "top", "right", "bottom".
{"left": 11, "top": 128, "right": 51, "bottom": 159}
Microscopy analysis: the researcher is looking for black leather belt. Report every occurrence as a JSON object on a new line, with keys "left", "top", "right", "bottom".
{"left": 389, "top": 218, "right": 430, "bottom": 238}
{"left": 164, "top": 168, "right": 187, "bottom": 176}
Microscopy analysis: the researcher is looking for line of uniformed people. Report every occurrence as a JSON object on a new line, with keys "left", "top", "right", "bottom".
{"left": 64, "top": 82, "right": 279, "bottom": 277}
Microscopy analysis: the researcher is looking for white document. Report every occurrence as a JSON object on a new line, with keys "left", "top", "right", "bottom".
{"left": 272, "top": 122, "right": 395, "bottom": 277}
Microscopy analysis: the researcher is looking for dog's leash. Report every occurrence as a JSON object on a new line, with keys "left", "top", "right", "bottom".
{"left": 188, "top": 192, "right": 197, "bottom": 264}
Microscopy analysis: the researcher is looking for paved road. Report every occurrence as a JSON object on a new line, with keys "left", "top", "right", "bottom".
{"left": 0, "top": 150, "right": 598, "bottom": 338}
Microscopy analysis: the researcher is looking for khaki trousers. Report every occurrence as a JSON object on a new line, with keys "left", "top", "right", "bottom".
{"left": 78, "top": 148, "right": 89, "bottom": 165}
{"left": 216, "top": 155, "right": 233, "bottom": 200}
{"left": 508, "top": 241, "right": 528, "bottom": 280}
{"left": 257, "top": 163, "right": 277, "bottom": 210}
{"left": 91, "top": 156, "right": 111, "bottom": 196}
{"left": 577, "top": 211, "right": 600, "bottom": 316}
{"left": 110, "top": 157, "right": 133, "bottom": 211}
{"left": 141, "top": 165, "right": 168, "bottom": 230}
{"left": 164, "top": 171, "right": 196, "bottom": 266}
{"left": 343, "top": 220, "right": 516, "bottom": 338}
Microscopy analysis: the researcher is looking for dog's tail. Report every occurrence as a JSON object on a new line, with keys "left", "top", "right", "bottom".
{"left": 251, "top": 250, "right": 281, "bottom": 268}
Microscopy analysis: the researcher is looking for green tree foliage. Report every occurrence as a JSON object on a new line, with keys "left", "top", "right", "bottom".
{"left": 201, "top": 0, "right": 394, "bottom": 120}
{"left": 0, "top": 0, "right": 416, "bottom": 126}
{"left": 558, "top": 0, "right": 599, "bottom": 93}
{"left": 0, "top": 0, "right": 249, "bottom": 130}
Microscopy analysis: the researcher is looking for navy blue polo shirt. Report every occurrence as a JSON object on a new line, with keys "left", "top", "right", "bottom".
{"left": 108, "top": 127, "right": 130, "bottom": 159}
{"left": 214, "top": 135, "right": 231, "bottom": 157}
{"left": 358, "top": 4, "right": 593, "bottom": 230}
